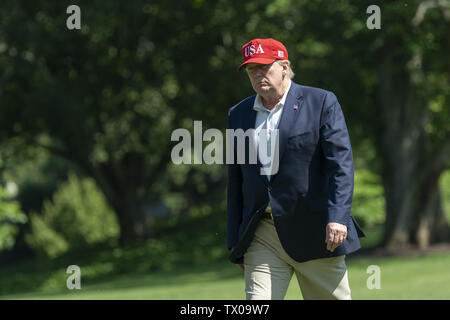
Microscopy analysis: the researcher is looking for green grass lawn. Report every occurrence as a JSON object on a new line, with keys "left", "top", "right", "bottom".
{"left": 2, "top": 251, "right": 450, "bottom": 300}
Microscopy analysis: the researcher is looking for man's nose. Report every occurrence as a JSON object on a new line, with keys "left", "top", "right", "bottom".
{"left": 254, "top": 69, "right": 265, "bottom": 79}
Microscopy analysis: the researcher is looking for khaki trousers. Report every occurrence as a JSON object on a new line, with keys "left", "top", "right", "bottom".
{"left": 243, "top": 218, "right": 351, "bottom": 300}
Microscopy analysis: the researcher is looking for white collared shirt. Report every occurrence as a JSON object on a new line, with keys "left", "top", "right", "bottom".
{"left": 253, "top": 80, "right": 291, "bottom": 178}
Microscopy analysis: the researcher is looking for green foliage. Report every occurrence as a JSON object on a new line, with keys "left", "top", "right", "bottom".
{"left": 2, "top": 146, "right": 78, "bottom": 214}
{"left": 0, "top": 201, "right": 227, "bottom": 295}
{"left": 0, "top": 186, "right": 27, "bottom": 251}
{"left": 352, "top": 170, "right": 385, "bottom": 228}
{"left": 25, "top": 213, "right": 69, "bottom": 258}
{"left": 440, "top": 170, "right": 450, "bottom": 223}
{"left": 0, "top": 1, "right": 255, "bottom": 239}
{"left": 25, "top": 173, "right": 119, "bottom": 258}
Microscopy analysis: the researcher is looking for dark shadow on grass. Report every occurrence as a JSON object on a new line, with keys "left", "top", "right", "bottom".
{"left": 0, "top": 258, "right": 244, "bottom": 299}
{"left": 0, "top": 207, "right": 239, "bottom": 297}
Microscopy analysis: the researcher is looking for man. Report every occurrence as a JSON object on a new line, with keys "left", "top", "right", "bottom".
{"left": 226, "top": 38, "right": 365, "bottom": 300}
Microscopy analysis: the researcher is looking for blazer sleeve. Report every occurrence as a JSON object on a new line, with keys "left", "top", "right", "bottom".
{"left": 226, "top": 109, "right": 243, "bottom": 249}
{"left": 319, "top": 92, "right": 354, "bottom": 227}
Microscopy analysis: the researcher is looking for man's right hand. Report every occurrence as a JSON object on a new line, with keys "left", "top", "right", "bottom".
{"left": 231, "top": 247, "right": 245, "bottom": 271}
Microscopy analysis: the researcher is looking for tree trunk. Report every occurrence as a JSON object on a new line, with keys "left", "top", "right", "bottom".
{"left": 377, "top": 49, "right": 450, "bottom": 249}
{"left": 382, "top": 164, "right": 449, "bottom": 249}
{"left": 411, "top": 173, "right": 449, "bottom": 248}
{"left": 113, "top": 192, "right": 149, "bottom": 245}
{"left": 78, "top": 156, "right": 152, "bottom": 245}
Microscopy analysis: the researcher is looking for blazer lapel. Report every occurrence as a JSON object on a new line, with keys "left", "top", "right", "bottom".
{"left": 242, "top": 96, "right": 257, "bottom": 132}
{"left": 269, "top": 83, "right": 304, "bottom": 183}
{"left": 240, "top": 96, "right": 270, "bottom": 186}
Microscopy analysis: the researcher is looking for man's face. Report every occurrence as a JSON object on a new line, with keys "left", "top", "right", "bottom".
{"left": 246, "top": 61, "right": 286, "bottom": 96}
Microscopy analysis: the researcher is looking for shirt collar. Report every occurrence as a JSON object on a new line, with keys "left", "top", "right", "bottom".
{"left": 253, "top": 80, "right": 292, "bottom": 113}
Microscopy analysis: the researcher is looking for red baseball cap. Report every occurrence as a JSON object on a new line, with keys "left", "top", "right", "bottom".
{"left": 238, "top": 38, "right": 288, "bottom": 71}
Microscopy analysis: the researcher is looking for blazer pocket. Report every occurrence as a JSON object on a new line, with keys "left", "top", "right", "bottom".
{"left": 287, "top": 132, "right": 316, "bottom": 157}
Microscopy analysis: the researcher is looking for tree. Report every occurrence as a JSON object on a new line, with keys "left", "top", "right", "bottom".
{"left": 0, "top": 0, "right": 254, "bottom": 244}
{"left": 373, "top": 1, "right": 450, "bottom": 248}
{"left": 268, "top": 0, "right": 450, "bottom": 248}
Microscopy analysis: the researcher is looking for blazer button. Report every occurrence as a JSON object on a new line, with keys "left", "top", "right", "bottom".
{"left": 268, "top": 186, "right": 272, "bottom": 191}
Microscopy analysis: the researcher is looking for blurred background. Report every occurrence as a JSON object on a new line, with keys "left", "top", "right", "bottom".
{"left": 0, "top": 0, "right": 449, "bottom": 299}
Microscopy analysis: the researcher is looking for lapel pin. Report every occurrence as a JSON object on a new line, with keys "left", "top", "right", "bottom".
{"left": 293, "top": 105, "right": 298, "bottom": 110}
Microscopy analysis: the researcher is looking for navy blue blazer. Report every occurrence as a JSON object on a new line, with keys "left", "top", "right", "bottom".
{"left": 226, "top": 81, "right": 365, "bottom": 264}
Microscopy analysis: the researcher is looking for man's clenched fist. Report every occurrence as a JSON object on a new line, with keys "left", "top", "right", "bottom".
{"left": 325, "top": 222, "right": 347, "bottom": 252}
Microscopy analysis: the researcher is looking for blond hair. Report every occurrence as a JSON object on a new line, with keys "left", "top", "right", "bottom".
{"left": 277, "top": 60, "right": 295, "bottom": 79}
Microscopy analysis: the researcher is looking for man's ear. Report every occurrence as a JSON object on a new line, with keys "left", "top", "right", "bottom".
{"left": 281, "top": 62, "right": 288, "bottom": 77}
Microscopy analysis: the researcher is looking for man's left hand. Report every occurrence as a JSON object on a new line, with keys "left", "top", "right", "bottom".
{"left": 325, "top": 222, "right": 347, "bottom": 252}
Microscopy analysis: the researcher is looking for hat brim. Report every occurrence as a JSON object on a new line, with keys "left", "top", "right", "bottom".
{"left": 237, "top": 57, "right": 277, "bottom": 71}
